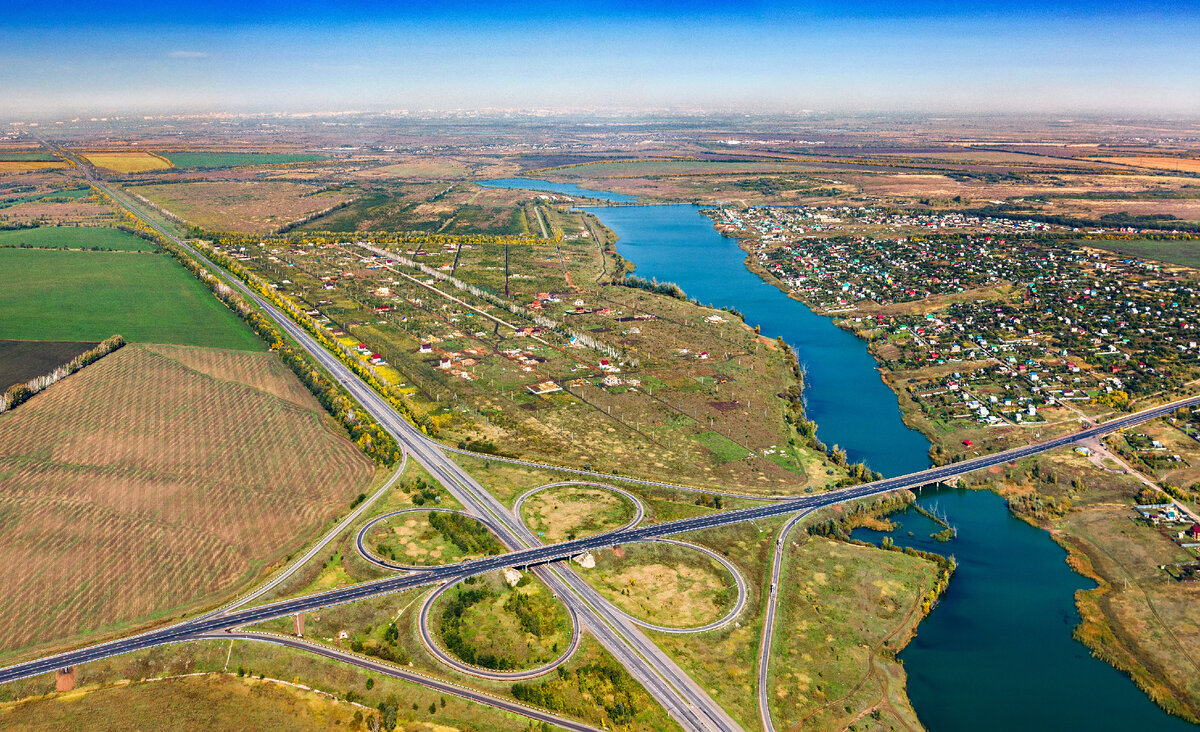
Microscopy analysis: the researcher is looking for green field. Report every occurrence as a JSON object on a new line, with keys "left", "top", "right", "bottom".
{"left": 0, "top": 152, "right": 59, "bottom": 162}
{"left": 0, "top": 188, "right": 90, "bottom": 209}
{"left": 1081, "top": 239, "right": 1200, "bottom": 269}
{"left": 0, "top": 227, "right": 155, "bottom": 252}
{"left": 0, "top": 249, "right": 261, "bottom": 349}
{"left": 161, "top": 151, "right": 326, "bottom": 169}
{"left": 694, "top": 430, "right": 751, "bottom": 462}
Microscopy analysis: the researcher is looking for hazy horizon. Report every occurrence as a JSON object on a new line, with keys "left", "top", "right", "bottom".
{"left": 4, "top": 0, "right": 1199, "bottom": 120}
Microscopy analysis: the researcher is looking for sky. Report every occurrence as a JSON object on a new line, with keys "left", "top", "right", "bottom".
{"left": 3, "top": 0, "right": 1198, "bottom": 118}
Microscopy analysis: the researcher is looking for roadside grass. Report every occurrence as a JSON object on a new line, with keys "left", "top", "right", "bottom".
{"left": 0, "top": 339, "right": 97, "bottom": 388}
{"left": 431, "top": 571, "right": 571, "bottom": 671}
{"left": 767, "top": 535, "right": 933, "bottom": 731}
{"left": 582, "top": 542, "right": 738, "bottom": 628}
{"left": 0, "top": 344, "right": 376, "bottom": 666}
{"left": 160, "top": 151, "right": 327, "bottom": 169}
{"left": 368, "top": 512, "right": 499, "bottom": 567}
{"left": 0, "top": 226, "right": 155, "bottom": 251}
{"left": 0, "top": 248, "right": 262, "bottom": 349}
{"left": 520, "top": 484, "right": 636, "bottom": 542}
{"left": 81, "top": 152, "right": 172, "bottom": 173}
{"left": 0, "top": 639, "right": 537, "bottom": 732}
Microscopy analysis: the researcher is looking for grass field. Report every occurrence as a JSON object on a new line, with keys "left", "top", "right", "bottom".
{"left": 82, "top": 152, "right": 172, "bottom": 173}
{"left": 0, "top": 674, "right": 363, "bottom": 731}
{"left": 0, "top": 344, "right": 375, "bottom": 664}
{"left": 433, "top": 571, "right": 572, "bottom": 670}
{"left": 1081, "top": 240, "right": 1200, "bottom": 269}
{"left": 520, "top": 484, "right": 636, "bottom": 542}
{"left": 0, "top": 226, "right": 155, "bottom": 251}
{"left": 768, "top": 535, "right": 933, "bottom": 730}
{"left": 0, "top": 248, "right": 262, "bottom": 349}
{"left": 130, "top": 181, "right": 352, "bottom": 234}
{"left": 583, "top": 542, "right": 737, "bottom": 627}
{"left": 161, "top": 151, "right": 326, "bottom": 168}
{"left": 0, "top": 340, "right": 97, "bottom": 389}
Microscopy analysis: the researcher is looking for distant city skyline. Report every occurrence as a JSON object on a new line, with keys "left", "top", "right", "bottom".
{"left": 4, "top": 0, "right": 1198, "bottom": 119}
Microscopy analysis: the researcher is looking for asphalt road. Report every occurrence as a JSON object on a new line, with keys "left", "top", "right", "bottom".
{"left": 756, "top": 509, "right": 815, "bottom": 732}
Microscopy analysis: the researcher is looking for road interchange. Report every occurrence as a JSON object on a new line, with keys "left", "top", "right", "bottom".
{"left": 13, "top": 146, "right": 1200, "bottom": 730}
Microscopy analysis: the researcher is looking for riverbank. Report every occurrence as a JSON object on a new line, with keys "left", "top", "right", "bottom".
{"left": 719, "top": 217, "right": 1200, "bottom": 725}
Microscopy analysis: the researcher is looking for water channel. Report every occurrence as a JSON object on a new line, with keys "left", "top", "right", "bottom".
{"left": 481, "top": 178, "right": 1192, "bottom": 730}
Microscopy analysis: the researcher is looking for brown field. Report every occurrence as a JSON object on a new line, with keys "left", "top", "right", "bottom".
{"left": 356, "top": 157, "right": 474, "bottom": 179}
{"left": 521, "top": 485, "right": 634, "bottom": 543}
{"left": 0, "top": 161, "right": 67, "bottom": 172}
{"left": 1054, "top": 197, "right": 1200, "bottom": 221}
{"left": 82, "top": 152, "right": 172, "bottom": 173}
{"left": 1090, "top": 156, "right": 1200, "bottom": 174}
{"left": 129, "top": 181, "right": 353, "bottom": 234}
{"left": 0, "top": 344, "right": 375, "bottom": 663}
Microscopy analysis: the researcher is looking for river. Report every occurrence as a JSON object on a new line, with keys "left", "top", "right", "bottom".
{"left": 481, "top": 179, "right": 1192, "bottom": 730}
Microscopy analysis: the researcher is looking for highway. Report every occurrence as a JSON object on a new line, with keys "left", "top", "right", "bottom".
{"left": 18, "top": 142, "right": 1200, "bottom": 729}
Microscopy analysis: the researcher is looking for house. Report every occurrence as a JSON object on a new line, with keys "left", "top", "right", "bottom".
{"left": 1191, "top": 525, "right": 1200, "bottom": 541}
{"left": 599, "top": 360, "right": 617, "bottom": 372}
{"left": 369, "top": 354, "right": 385, "bottom": 365}
{"left": 419, "top": 343, "right": 432, "bottom": 353}
{"left": 602, "top": 375, "right": 623, "bottom": 387}
{"left": 438, "top": 358, "right": 453, "bottom": 370}
{"left": 527, "top": 380, "right": 562, "bottom": 395}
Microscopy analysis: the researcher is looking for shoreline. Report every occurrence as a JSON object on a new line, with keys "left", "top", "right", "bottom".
{"left": 717, "top": 217, "right": 1200, "bottom": 725}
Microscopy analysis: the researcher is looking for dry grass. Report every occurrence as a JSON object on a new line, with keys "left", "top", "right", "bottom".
{"left": 521, "top": 485, "right": 634, "bottom": 542}
{"left": 584, "top": 543, "right": 735, "bottom": 627}
{"left": 1089, "top": 156, "right": 1200, "bottom": 174}
{"left": 0, "top": 344, "right": 375, "bottom": 664}
{"left": 129, "top": 181, "right": 352, "bottom": 234}
{"left": 82, "top": 152, "right": 172, "bottom": 173}
{"left": 0, "top": 162, "right": 67, "bottom": 172}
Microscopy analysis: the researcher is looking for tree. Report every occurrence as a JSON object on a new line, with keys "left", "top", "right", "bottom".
{"left": 428, "top": 701, "right": 437, "bottom": 714}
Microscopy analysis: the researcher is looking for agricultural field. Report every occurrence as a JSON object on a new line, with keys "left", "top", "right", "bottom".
{"left": 0, "top": 339, "right": 96, "bottom": 389}
{"left": 160, "top": 151, "right": 327, "bottom": 169}
{"left": 582, "top": 542, "right": 738, "bottom": 628}
{"left": 1081, "top": 239, "right": 1200, "bottom": 269}
{"left": 0, "top": 343, "right": 376, "bottom": 664}
{"left": 0, "top": 248, "right": 262, "bottom": 349}
{"left": 766, "top": 535, "right": 934, "bottom": 731}
{"left": 0, "top": 226, "right": 155, "bottom": 251}
{"left": 81, "top": 152, "right": 172, "bottom": 173}
{"left": 1089, "top": 156, "right": 1200, "bottom": 174}
{"left": 0, "top": 161, "right": 67, "bottom": 172}
{"left": 0, "top": 152, "right": 60, "bottom": 162}
{"left": 520, "top": 484, "right": 636, "bottom": 543}
{"left": 128, "top": 181, "right": 353, "bottom": 234}
{"left": 297, "top": 183, "right": 531, "bottom": 235}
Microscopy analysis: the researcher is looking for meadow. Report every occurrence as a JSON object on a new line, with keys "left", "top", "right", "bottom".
{"left": 0, "top": 344, "right": 375, "bottom": 664}
{"left": 0, "top": 226, "right": 155, "bottom": 251}
{"left": 583, "top": 542, "right": 737, "bottom": 628}
{"left": 0, "top": 248, "right": 262, "bottom": 348}
{"left": 130, "top": 181, "right": 352, "bottom": 234}
{"left": 161, "top": 151, "right": 327, "bottom": 168}
{"left": 1081, "top": 239, "right": 1200, "bottom": 269}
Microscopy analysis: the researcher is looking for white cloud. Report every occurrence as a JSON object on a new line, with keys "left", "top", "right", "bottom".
{"left": 168, "top": 50, "right": 207, "bottom": 59}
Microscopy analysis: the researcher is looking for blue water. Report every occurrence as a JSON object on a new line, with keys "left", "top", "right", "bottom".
{"left": 479, "top": 177, "right": 638, "bottom": 203}
{"left": 853, "top": 489, "right": 1193, "bottom": 731}
{"left": 583, "top": 203, "right": 930, "bottom": 478}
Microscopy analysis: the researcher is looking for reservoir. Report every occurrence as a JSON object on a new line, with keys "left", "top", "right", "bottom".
{"left": 485, "top": 179, "right": 1191, "bottom": 730}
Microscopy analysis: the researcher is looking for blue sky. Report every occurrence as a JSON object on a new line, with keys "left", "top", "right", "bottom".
{"left": 3, "top": 1, "right": 1198, "bottom": 117}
